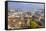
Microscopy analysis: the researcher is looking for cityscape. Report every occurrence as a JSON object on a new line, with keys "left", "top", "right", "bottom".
{"left": 8, "top": 2, "right": 45, "bottom": 29}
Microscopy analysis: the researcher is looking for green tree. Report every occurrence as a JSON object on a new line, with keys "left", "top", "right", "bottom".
{"left": 29, "top": 17, "right": 39, "bottom": 28}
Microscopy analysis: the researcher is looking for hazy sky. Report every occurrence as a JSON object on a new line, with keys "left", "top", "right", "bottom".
{"left": 8, "top": 2, "right": 44, "bottom": 12}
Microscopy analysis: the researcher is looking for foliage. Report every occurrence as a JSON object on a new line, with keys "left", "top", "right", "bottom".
{"left": 29, "top": 17, "right": 39, "bottom": 28}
